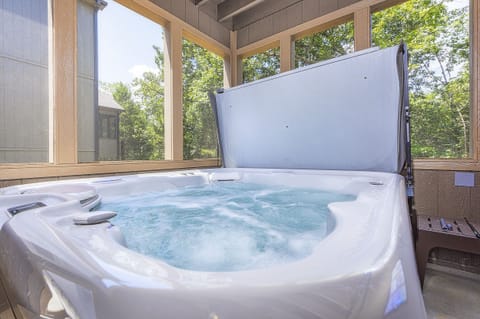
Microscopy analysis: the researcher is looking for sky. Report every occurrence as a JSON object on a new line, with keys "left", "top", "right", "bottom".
{"left": 98, "top": 0, "right": 164, "bottom": 84}
{"left": 447, "top": 0, "right": 468, "bottom": 9}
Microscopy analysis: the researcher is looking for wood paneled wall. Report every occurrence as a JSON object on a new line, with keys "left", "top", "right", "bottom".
{"left": 415, "top": 170, "right": 480, "bottom": 221}
{"left": 236, "top": 0, "right": 361, "bottom": 48}
{"left": 149, "top": 0, "right": 230, "bottom": 47}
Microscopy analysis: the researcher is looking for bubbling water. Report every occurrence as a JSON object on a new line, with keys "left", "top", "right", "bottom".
{"left": 99, "top": 182, "right": 355, "bottom": 272}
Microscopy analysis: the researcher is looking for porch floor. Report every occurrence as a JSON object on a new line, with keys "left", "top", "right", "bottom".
{"left": 424, "top": 264, "right": 480, "bottom": 319}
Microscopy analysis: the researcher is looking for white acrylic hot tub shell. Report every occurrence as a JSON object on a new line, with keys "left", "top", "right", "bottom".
{"left": 0, "top": 168, "right": 426, "bottom": 319}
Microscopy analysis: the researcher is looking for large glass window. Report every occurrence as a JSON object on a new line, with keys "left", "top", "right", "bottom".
{"left": 78, "top": 0, "right": 165, "bottom": 162}
{"left": 295, "top": 21, "right": 354, "bottom": 68}
{"left": 242, "top": 47, "right": 280, "bottom": 83}
{"left": 182, "top": 39, "right": 223, "bottom": 160}
{"left": 372, "top": 0, "right": 471, "bottom": 158}
{"left": 0, "top": 0, "right": 50, "bottom": 163}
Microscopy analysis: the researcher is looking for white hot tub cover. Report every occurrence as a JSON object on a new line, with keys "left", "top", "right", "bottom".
{"left": 212, "top": 44, "right": 408, "bottom": 173}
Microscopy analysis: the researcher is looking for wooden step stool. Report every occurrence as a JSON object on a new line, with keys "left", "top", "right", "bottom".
{"left": 416, "top": 215, "right": 480, "bottom": 286}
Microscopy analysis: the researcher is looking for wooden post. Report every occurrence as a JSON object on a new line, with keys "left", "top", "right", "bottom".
{"left": 224, "top": 31, "right": 240, "bottom": 88}
{"left": 164, "top": 21, "right": 184, "bottom": 160}
{"left": 52, "top": 0, "right": 78, "bottom": 164}
{"left": 237, "top": 55, "right": 244, "bottom": 85}
{"left": 354, "top": 7, "right": 371, "bottom": 51}
{"left": 280, "top": 34, "right": 293, "bottom": 72}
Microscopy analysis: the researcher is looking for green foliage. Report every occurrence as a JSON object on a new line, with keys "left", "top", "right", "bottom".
{"left": 237, "top": 0, "right": 471, "bottom": 159}
{"left": 240, "top": 22, "right": 354, "bottom": 83}
{"left": 107, "top": 45, "right": 165, "bottom": 160}
{"left": 132, "top": 46, "right": 165, "bottom": 159}
{"left": 110, "top": 82, "right": 156, "bottom": 160}
{"left": 107, "top": 40, "right": 222, "bottom": 160}
{"left": 182, "top": 40, "right": 223, "bottom": 159}
{"left": 106, "top": 0, "right": 471, "bottom": 161}
{"left": 242, "top": 47, "right": 280, "bottom": 83}
{"left": 295, "top": 21, "right": 354, "bottom": 67}
{"left": 372, "top": 0, "right": 470, "bottom": 158}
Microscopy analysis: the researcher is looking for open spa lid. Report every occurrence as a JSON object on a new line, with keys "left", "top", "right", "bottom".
{"left": 211, "top": 44, "right": 410, "bottom": 174}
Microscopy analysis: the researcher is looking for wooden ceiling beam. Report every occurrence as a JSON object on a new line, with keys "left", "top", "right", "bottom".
{"left": 194, "top": 0, "right": 211, "bottom": 7}
{"left": 218, "top": 0, "right": 264, "bottom": 22}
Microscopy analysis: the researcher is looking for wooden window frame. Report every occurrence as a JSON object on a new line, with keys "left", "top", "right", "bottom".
{"left": 1, "top": 0, "right": 479, "bottom": 183}
{"left": 0, "top": 0, "right": 227, "bottom": 181}
{"left": 232, "top": 0, "right": 480, "bottom": 172}
{"left": 369, "top": 0, "right": 480, "bottom": 171}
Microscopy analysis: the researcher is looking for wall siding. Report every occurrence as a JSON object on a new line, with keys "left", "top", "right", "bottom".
{"left": 150, "top": 0, "right": 230, "bottom": 47}
{"left": 0, "top": 0, "right": 49, "bottom": 163}
{"left": 77, "top": 0, "right": 96, "bottom": 163}
{"left": 77, "top": 76, "right": 95, "bottom": 162}
{"left": 415, "top": 170, "right": 480, "bottom": 221}
{"left": 233, "top": 0, "right": 302, "bottom": 30}
{"left": 236, "top": 0, "right": 362, "bottom": 48}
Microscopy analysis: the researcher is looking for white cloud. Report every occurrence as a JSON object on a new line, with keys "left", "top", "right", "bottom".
{"left": 128, "top": 64, "right": 157, "bottom": 79}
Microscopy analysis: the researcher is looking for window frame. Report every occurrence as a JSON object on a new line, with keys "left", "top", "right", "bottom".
{"left": 292, "top": 16, "right": 355, "bottom": 69}
{"left": 241, "top": 46, "right": 281, "bottom": 83}
{"left": 233, "top": 0, "right": 480, "bottom": 171}
{"left": 0, "top": 0, "right": 227, "bottom": 182}
{"left": 181, "top": 37, "right": 225, "bottom": 160}
{"left": 1, "top": 0, "right": 479, "bottom": 184}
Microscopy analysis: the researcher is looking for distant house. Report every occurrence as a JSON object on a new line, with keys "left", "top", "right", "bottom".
{"left": 98, "top": 91, "right": 123, "bottom": 161}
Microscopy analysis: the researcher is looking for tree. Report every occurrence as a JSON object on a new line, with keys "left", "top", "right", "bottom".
{"left": 372, "top": 0, "right": 470, "bottom": 158}
{"left": 110, "top": 82, "right": 156, "bottom": 160}
{"left": 132, "top": 45, "right": 165, "bottom": 159}
{"left": 106, "top": 0, "right": 470, "bottom": 160}
{"left": 241, "top": 22, "right": 354, "bottom": 83}
{"left": 106, "top": 45, "right": 165, "bottom": 160}
{"left": 239, "top": 0, "right": 471, "bottom": 158}
{"left": 294, "top": 21, "right": 354, "bottom": 68}
{"left": 182, "top": 40, "right": 223, "bottom": 159}
{"left": 242, "top": 47, "right": 280, "bottom": 83}
{"left": 107, "top": 41, "right": 223, "bottom": 161}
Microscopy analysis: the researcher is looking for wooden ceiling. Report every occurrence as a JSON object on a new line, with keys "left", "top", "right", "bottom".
{"left": 192, "top": 0, "right": 302, "bottom": 30}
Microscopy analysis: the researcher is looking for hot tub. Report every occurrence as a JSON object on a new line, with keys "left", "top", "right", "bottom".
{"left": 0, "top": 168, "right": 425, "bottom": 318}
{"left": 0, "top": 44, "right": 426, "bottom": 318}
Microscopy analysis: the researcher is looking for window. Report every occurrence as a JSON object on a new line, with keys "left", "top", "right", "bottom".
{"left": 0, "top": 0, "right": 50, "bottom": 163}
{"left": 182, "top": 39, "right": 223, "bottom": 159}
{"left": 101, "top": 116, "right": 108, "bottom": 139}
{"left": 78, "top": 0, "right": 165, "bottom": 162}
{"left": 242, "top": 47, "right": 280, "bottom": 83}
{"left": 295, "top": 21, "right": 354, "bottom": 68}
{"left": 109, "top": 117, "right": 118, "bottom": 139}
{"left": 99, "top": 114, "right": 118, "bottom": 139}
{"left": 372, "top": 0, "right": 471, "bottom": 158}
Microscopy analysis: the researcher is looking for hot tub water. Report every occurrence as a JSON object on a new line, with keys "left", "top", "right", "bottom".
{"left": 99, "top": 182, "right": 354, "bottom": 271}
